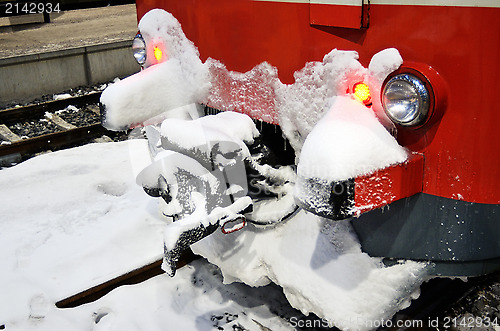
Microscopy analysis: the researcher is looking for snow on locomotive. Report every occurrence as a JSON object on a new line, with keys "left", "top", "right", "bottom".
{"left": 100, "top": 0, "right": 499, "bottom": 328}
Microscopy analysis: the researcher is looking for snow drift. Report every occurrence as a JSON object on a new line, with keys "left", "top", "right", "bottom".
{"left": 297, "top": 96, "right": 407, "bottom": 182}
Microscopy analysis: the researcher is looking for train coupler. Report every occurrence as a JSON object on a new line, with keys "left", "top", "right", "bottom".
{"left": 162, "top": 196, "right": 252, "bottom": 277}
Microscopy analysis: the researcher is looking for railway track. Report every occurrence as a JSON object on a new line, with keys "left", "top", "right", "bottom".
{"left": 0, "top": 93, "right": 125, "bottom": 165}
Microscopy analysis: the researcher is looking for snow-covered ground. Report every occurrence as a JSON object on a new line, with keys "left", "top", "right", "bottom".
{"left": 0, "top": 140, "right": 299, "bottom": 331}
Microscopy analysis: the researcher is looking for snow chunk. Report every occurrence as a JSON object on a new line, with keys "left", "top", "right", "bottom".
{"left": 100, "top": 9, "right": 210, "bottom": 131}
{"left": 367, "top": 48, "right": 403, "bottom": 126}
{"left": 101, "top": 59, "right": 209, "bottom": 130}
{"left": 56, "top": 105, "right": 78, "bottom": 114}
{"left": 53, "top": 93, "right": 71, "bottom": 101}
{"left": 368, "top": 48, "right": 403, "bottom": 86}
{"left": 142, "top": 103, "right": 204, "bottom": 128}
{"left": 158, "top": 112, "right": 259, "bottom": 182}
{"left": 275, "top": 49, "right": 366, "bottom": 156}
{"left": 193, "top": 210, "right": 429, "bottom": 331}
{"left": 161, "top": 111, "right": 258, "bottom": 153}
{"left": 297, "top": 96, "right": 407, "bottom": 181}
{"left": 195, "top": 111, "right": 260, "bottom": 144}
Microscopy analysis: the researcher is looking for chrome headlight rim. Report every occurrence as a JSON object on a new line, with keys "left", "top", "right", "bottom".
{"left": 132, "top": 32, "right": 147, "bottom": 66}
{"left": 382, "top": 72, "right": 433, "bottom": 128}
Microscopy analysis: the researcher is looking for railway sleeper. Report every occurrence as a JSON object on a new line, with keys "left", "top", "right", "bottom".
{"left": 0, "top": 124, "right": 22, "bottom": 143}
{"left": 46, "top": 113, "right": 77, "bottom": 131}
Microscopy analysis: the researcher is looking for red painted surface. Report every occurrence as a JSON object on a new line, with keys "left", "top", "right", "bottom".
{"left": 354, "top": 153, "right": 424, "bottom": 215}
{"left": 207, "top": 62, "right": 279, "bottom": 124}
{"left": 310, "top": 3, "right": 362, "bottom": 29}
{"left": 135, "top": 0, "right": 500, "bottom": 205}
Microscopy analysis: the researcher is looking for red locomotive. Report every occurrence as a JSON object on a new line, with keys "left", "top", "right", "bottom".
{"left": 104, "top": 0, "right": 500, "bottom": 277}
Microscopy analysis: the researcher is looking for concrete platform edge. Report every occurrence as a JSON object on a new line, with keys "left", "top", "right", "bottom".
{"left": 0, "top": 40, "right": 140, "bottom": 106}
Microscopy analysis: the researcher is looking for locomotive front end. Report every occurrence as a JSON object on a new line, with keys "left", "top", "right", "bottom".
{"left": 105, "top": 0, "right": 499, "bottom": 283}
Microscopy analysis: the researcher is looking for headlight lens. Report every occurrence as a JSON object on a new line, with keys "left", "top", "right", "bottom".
{"left": 382, "top": 74, "right": 430, "bottom": 127}
{"left": 132, "top": 33, "right": 147, "bottom": 65}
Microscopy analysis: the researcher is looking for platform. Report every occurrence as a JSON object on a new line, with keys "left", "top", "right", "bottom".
{"left": 0, "top": 4, "right": 140, "bottom": 106}
{"left": 0, "top": 4, "right": 138, "bottom": 58}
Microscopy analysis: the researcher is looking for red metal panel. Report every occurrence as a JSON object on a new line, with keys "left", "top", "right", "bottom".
{"left": 310, "top": 3, "right": 363, "bottom": 29}
{"left": 354, "top": 153, "right": 424, "bottom": 215}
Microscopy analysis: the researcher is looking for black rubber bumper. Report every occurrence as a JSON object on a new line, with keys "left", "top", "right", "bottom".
{"left": 351, "top": 193, "right": 500, "bottom": 276}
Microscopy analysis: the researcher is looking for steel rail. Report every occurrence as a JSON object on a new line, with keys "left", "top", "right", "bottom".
{"left": 0, "top": 92, "right": 102, "bottom": 125}
{"left": 0, "top": 124, "right": 108, "bottom": 157}
{"left": 0, "top": 93, "right": 107, "bottom": 159}
{"left": 56, "top": 250, "right": 198, "bottom": 309}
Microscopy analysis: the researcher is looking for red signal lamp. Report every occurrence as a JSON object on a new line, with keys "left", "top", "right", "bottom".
{"left": 352, "top": 82, "right": 372, "bottom": 106}
{"left": 154, "top": 46, "right": 163, "bottom": 62}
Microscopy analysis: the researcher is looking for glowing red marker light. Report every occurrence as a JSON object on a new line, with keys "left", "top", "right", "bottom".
{"left": 353, "top": 82, "right": 372, "bottom": 106}
{"left": 154, "top": 46, "right": 163, "bottom": 62}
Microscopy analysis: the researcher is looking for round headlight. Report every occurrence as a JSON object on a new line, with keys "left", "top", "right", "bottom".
{"left": 382, "top": 74, "right": 430, "bottom": 127}
{"left": 132, "top": 33, "right": 147, "bottom": 65}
